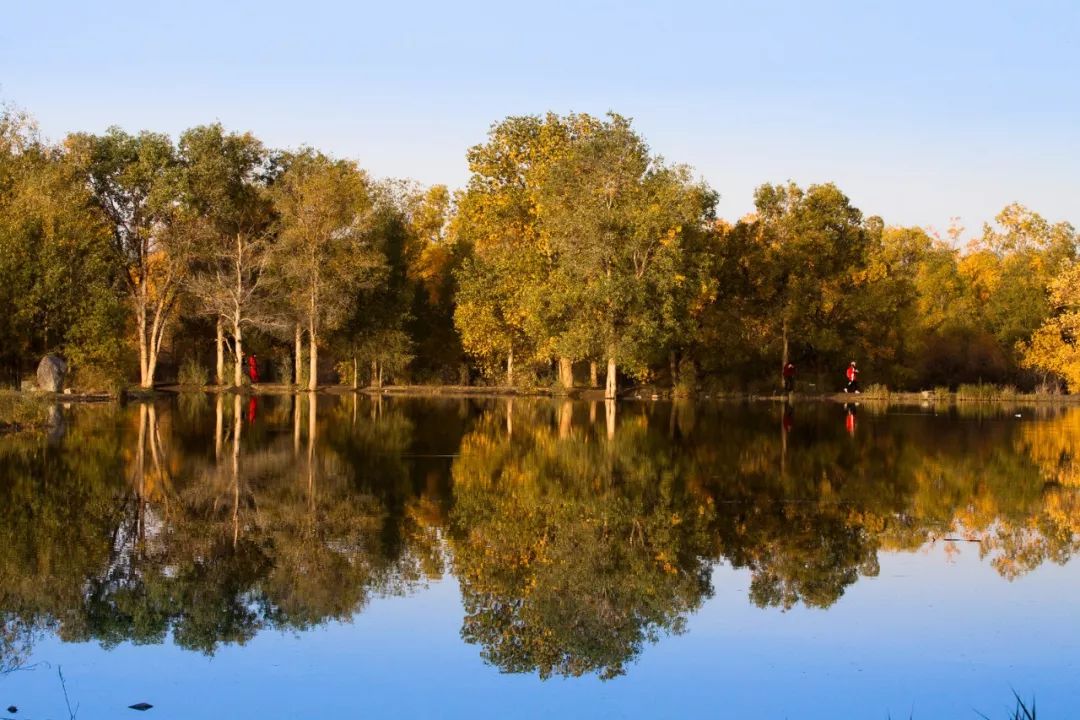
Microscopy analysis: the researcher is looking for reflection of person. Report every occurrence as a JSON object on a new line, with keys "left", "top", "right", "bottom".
{"left": 782, "top": 362, "right": 796, "bottom": 392}
{"left": 844, "top": 403, "right": 857, "bottom": 435}
{"left": 782, "top": 403, "right": 794, "bottom": 433}
{"left": 247, "top": 354, "right": 259, "bottom": 383}
{"left": 843, "top": 361, "right": 859, "bottom": 394}
{"left": 247, "top": 396, "right": 257, "bottom": 424}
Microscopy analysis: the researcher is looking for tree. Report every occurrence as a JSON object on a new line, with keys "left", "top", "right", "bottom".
{"left": 455, "top": 243, "right": 540, "bottom": 384}
{"left": 271, "top": 151, "right": 382, "bottom": 391}
{"left": 0, "top": 107, "right": 126, "bottom": 389}
{"left": 179, "top": 124, "right": 277, "bottom": 387}
{"left": 452, "top": 113, "right": 597, "bottom": 386}
{"left": 1021, "top": 262, "right": 1080, "bottom": 391}
{"left": 68, "top": 128, "right": 190, "bottom": 388}
{"left": 743, "top": 182, "right": 870, "bottom": 384}
{"left": 404, "top": 184, "right": 465, "bottom": 382}
{"left": 334, "top": 180, "right": 416, "bottom": 388}
{"left": 536, "top": 113, "right": 716, "bottom": 397}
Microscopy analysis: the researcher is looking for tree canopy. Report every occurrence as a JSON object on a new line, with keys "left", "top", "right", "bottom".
{"left": 0, "top": 102, "right": 1077, "bottom": 394}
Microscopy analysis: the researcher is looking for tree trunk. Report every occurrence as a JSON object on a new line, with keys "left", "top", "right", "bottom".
{"left": 669, "top": 351, "right": 678, "bottom": 388}
{"left": 558, "top": 357, "right": 573, "bottom": 389}
{"left": 506, "top": 349, "right": 514, "bottom": 387}
{"left": 371, "top": 359, "right": 379, "bottom": 389}
{"left": 781, "top": 322, "right": 789, "bottom": 380}
{"left": 137, "top": 300, "right": 149, "bottom": 388}
{"left": 308, "top": 322, "right": 318, "bottom": 392}
{"left": 233, "top": 319, "right": 243, "bottom": 388}
{"left": 352, "top": 356, "right": 358, "bottom": 390}
{"left": 590, "top": 361, "right": 598, "bottom": 388}
{"left": 294, "top": 324, "right": 303, "bottom": 386}
{"left": 378, "top": 362, "right": 384, "bottom": 388}
{"left": 146, "top": 297, "right": 169, "bottom": 391}
{"left": 605, "top": 355, "right": 617, "bottom": 400}
{"left": 145, "top": 340, "right": 160, "bottom": 389}
{"left": 216, "top": 319, "right": 225, "bottom": 386}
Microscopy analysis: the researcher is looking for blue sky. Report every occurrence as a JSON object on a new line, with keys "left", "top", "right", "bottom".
{"left": 3, "top": 0, "right": 1077, "bottom": 235}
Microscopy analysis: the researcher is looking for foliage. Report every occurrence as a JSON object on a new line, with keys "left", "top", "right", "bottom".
{"left": 0, "top": 106, "right": 127, "bottom": 389}
{"left": 270, "top": 150, "right": 383, "bottom": 390}
{"left": 1, "top": 103, "right": 1079, "bottom": 393}
{"left": 178, "top": 357, "right": 209, "bottom": 387}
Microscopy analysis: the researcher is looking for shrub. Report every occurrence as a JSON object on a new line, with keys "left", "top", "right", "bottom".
{"left": 673, "top": 358, "right": 698, "bottom": 398}
{"left": 860, "top": 383, "right": 890, "bottom": 399}
{"left": 178, "top": 357, "right": 209, "bottom": 388}
{"left": 0, "top": 391, "right": 49, "bottom": 430}
{"left": 277, "top": 353, "right": 294, "bottom": 386}
{"left": 69, "top": 363, "right": 126, "bottom": 396}
{"left": 956, "top": 383, "right": 1019, "bottom": 401}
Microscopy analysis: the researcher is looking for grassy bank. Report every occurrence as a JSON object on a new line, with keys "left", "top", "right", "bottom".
{"left": 0, "top": 391, "right": 51, "bottom": 433}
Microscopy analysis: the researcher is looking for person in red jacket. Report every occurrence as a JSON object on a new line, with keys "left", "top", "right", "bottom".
{"left": 782, "top": 361, "right": 796, "bottom": 393}
{"left": 247, "top": 353, "right": 259, "bottom": 384}
{"left": 843, "top": 360, "right": 859, "bottom": 394}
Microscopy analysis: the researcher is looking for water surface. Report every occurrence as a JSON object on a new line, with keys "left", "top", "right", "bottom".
{"left": 2, "top": 396, "right": 1079, "bottom": 718}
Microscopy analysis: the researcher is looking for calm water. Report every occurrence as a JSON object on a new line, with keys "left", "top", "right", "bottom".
{"left": 2, "top": 395, "right": 1080, "bottom": 718}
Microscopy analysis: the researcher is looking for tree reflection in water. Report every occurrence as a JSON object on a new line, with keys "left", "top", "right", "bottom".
{"left": 1, "top": 397, "right": 1079, "bottom": 678}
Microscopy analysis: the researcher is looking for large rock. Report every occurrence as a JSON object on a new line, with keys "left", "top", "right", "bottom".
{"left": 36, "top": 355, "right": 67, "bottom": 393}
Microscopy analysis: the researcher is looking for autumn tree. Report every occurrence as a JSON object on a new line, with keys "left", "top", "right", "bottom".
{"left": 0, "top": 107, "right": 126, "bottom": 389}
{"left": 452, "top": 114, "right": 597, "bottom": 386}
{"left": 68, "top": 127, "right": 191, "bottom": 388}
{"left": 742, "top": 182, "right": 870, "bottom": 384}
{"left": 536, "top": 113, "right": 717, "bottom": 397}
{"left": 271, "top": 151, "right": 382, "bottom": 391}
{"left": 179, "top": 124, "right": 277, "bottom": 387}
{"left": 1022, "top": 262, "right": 1080, "bottom": 391}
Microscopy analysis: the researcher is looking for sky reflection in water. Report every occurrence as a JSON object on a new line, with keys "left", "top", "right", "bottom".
{"left": 2, "top": 395, "right": 1080, "bottom": 718}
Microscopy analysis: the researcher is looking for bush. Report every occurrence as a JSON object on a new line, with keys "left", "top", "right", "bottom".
{"left": 277, "top": 353, "right": 294, "bottom": 386}
{"left": 220, "top": 355, "right": 251, "bottom": 388}
{"left": 69, "top": 363, "right": 126, "bottom": 396}
{"left": 178, "top": 357, "right": 209, "bottom": 387}
{"left": 0, "top": 391, "right": 49, "bottom": 430}
{"left": 673, "top": 358, "right": 698, "bottom": 398}
{"left": 335, "top": 359, "right": 358, "bottom": 386}
{"left": 860, "top": 383, "right": 890, "bottom": 399}
{"left": 956, "top": 383, "right": 1018, "bottom": 402}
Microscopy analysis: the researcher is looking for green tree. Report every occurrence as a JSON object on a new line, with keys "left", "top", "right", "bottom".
{"left": 743, "top": 182, "right": 870, "bottom": 385}
{"left": 536, "top": 114, "right": 717, "bottom": 397}
{"left": 68, "top": 127, "right": 191, "bottom": 388}
{"left": 0, "top": 107, "right": 126, "bottom": 389}
{"left": 452, "top": 114, "right": 596, "bottom": 385}
{"left": 271, "top": 151, "right": 383, "bottom": 391}
{"left": 179, "top": 124, "right": 277, "bottom": 387}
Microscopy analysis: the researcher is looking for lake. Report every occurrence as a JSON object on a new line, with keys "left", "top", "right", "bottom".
{"left": 2, "top": 395, "right": 1079, "bottom": 718}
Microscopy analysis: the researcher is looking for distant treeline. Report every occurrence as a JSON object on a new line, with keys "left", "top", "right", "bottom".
{"left": 1, "top": 106, "right": 1078, "bottom": 394}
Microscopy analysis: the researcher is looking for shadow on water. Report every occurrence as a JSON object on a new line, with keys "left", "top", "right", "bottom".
{"left": 1, "top": 395, "right": 1080, "bottom": 682}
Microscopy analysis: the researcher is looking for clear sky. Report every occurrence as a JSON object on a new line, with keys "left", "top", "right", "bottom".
{"left": 3, "top": 0, "right": 1077, "bottom": 235}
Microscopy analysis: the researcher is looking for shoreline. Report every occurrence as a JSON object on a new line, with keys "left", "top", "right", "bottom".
{"left": 8, "top": 384, "right": 1080, "bottom": 406}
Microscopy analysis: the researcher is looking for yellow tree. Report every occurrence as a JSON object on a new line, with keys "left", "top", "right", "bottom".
{"left": 1022, "top": 262, "right": 1080, "bottom": 391}
{"left": 452, "top": 113, "right": 599, "bottom": 385}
